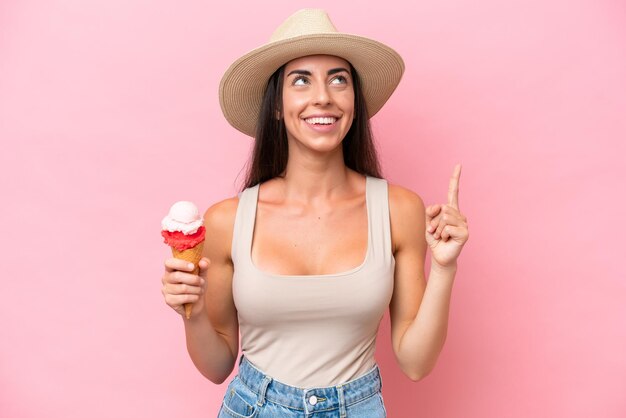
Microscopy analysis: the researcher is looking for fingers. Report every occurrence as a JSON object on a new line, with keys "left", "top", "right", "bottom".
{"left": 198, "top": 257, "right": 211, "bottom": 277}
{"left": 162, "top": 257, "right": 206, "bottom": 295}
{"left": 440, "top": 224, "right": 456, "bottom": 241}
{"left": 447, "top": 164, "right": 461, "bottom": 210}
{"left": 162, "top": 256, "right": 211, "bottom": 317}
{"left": 433, "top": 213, "right": 451, "bottom": 240}
{"left": 162, "top": 292, "right": 201, "bottom": 308}
{"left": 427, "top": 163, "right": 462, "bottom": 238}
{"left": 162, "top": 265, "right": 206, "bottom": 312}
{"left": 164, "top": 257, "right": 211, "bottom": 277}
{"left": 162, "top": 268, "right": 204, "bottom": 287}
{"left": 426, "top": 204, "right": 441, "bottom": 223}
{"left": 426, "top": 205, "right": 465, "bottom": 239}
{"left": 440, "top": 224, "right": 469, "bottom": 241}
{"left": 164, "top": 257, "right": 197, "bottom": 273}
{"left": 425, "top": 205, "right": 440, "bottom": 235}
{"left": 163, "top": 277, "right": 204, "bottom": 295}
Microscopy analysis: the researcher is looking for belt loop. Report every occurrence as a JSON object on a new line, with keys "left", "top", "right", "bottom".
{"left": 256, "top": 375, "right": 272, "bottom": 407}
{"left": 336, "top": 384, "right": 347, "bottom": 418}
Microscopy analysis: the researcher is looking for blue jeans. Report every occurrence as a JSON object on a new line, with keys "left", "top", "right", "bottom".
{"left": 217, "top": 354, "right": 387, "bottom": 418}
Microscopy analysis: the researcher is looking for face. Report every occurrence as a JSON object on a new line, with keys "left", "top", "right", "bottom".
{"left": 280, "top": 54, "right": 355, "bottom": 151}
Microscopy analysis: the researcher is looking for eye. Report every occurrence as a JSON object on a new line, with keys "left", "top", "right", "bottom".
{"left": 293, "top": 76, "right": 309, "bottom": 86}
{"left": 331, "top": 75, "right": 348, "bottom": 85}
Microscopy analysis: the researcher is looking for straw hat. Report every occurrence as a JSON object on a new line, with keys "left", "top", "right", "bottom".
{"left": 218, "top": 8, "right": 405, "bottom": 138}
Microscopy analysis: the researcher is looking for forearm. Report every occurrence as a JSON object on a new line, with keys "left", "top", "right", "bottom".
{"left": 398, "top": 261, "right": 457, "bottom": 380}
{"left": 183, "top": 313, "right": 236, "bottom": 384}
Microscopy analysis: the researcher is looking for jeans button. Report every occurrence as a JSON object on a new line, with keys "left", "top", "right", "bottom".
{"left": 308, "top": 395, "right": 318, "bottom": 405}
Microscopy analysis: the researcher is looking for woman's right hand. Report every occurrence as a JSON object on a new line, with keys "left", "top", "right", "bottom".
{"left": 162, "top": 257, "right": 211, "bottom": 318}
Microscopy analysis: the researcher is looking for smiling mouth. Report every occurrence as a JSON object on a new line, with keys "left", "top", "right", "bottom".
{"left": 303, "top": 116, "right": 339, "bottom": 125}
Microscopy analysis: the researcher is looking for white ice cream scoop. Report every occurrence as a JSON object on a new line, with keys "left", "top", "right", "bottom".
{"left": 161, "top": 200, "right": 204, "bottom": 234}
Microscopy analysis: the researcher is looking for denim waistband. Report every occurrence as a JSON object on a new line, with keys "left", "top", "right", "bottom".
{"left": 236, "top": 354, "right": 383, "bottom": 414}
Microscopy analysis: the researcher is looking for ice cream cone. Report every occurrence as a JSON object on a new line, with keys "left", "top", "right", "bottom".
{"left": 171, "top": 241, "right": 205, "bottom": 319}
{"left": 162, "top": 200, "right": 206, "bottom": 320}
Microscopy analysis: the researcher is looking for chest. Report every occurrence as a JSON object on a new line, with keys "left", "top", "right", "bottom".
{"left": 250, "top": 198, "right": 368, "bottom": 276}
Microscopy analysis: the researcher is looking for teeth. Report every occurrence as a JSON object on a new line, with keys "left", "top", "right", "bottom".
{"left": 304, "top": 117, "right": 337, "bottom": 125}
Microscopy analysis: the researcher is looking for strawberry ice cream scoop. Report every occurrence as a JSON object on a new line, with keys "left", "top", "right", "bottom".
{"left": 161, "top": 201, "right": 206, "bottom": 251}
{"left": 161, "top": 227, "right": 205, "bottom": 251}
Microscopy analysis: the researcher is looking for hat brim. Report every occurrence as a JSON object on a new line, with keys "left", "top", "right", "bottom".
{"left": 219, "top": 33, "right": 405, "bottom": 138}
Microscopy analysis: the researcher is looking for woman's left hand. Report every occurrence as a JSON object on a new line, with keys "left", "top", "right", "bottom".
{"left": 425, "top": 164, "right": 469, "bottom": 269}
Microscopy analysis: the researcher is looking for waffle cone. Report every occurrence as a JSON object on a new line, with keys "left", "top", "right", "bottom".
{"left": 171, "top": 241, "right": 205, "bottom": 319}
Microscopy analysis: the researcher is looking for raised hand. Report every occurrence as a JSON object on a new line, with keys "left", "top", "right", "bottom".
{"left": 425, "top": 164, "right": 469, "bottom": 269}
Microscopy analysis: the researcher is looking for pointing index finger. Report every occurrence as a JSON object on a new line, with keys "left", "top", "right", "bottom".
{"left": 448, "top": 163, "right": 462, "bottom": 209}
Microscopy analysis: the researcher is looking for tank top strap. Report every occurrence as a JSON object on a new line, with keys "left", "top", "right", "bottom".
{"left": 366, "top": 176, "right": 394, "bottom": 264}
{"left": 231, "top": 184, "right": 260, "bottom": 264}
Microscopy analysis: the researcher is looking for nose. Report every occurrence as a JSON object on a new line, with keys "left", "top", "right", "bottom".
{"left": 312, "top": 83, "right": 331, "bottom": 106}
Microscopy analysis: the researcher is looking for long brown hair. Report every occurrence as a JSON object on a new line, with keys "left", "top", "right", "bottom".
{"left": 237, "top": 61, "right": 383, "bottom": 192}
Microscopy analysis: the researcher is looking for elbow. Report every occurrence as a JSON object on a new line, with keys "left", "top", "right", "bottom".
{"left": 407, "top": 365, "right": 434, "bottom": 382}
{"left": 190, "top": 358, "right": 233, "bottom": 385}
{"left": 407, "top": 370, "right": 426, "bottom": 382}
{"left": 200, "top": 369, "right": 231, "bottom": 385}
{"left": 397, "top": 355, "right": 429, "bottom": 382}
{"left": 209, "top": 375, "right": 229, "bottom": 385}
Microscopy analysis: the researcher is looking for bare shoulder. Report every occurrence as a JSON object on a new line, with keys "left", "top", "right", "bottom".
{"left": 204, "top": 194, "right": 239, "bottom": 227}
{"left": 387, "top": 181, "right": 426, "bottom": 253}
{"left": 203, "top": 194, "right": 240, "bottom": 261}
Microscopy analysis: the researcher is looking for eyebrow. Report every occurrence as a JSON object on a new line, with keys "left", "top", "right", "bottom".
{"left": 286, "top": 67, "right": 350, "bottom": 77}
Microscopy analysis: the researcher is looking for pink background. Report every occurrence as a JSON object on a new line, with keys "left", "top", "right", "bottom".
{"left": 1, "top": 0, "right": 625, "bottom": 417}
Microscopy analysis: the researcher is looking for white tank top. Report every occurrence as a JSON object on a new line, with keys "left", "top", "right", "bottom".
{"left": 231, "top": 175, "right": 395, "bottom": 388}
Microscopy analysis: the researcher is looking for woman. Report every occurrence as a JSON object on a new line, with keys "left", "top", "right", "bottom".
{"left": 161, "top": 9, "right": 469, "bottom": 418}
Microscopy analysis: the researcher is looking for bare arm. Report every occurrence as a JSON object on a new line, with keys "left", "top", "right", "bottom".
{"left": 388, "top": 184, "right": 456, "bottom": 381}
{"left": 396, "top": 262, "right": 456, "bottom": 380}
{"left": 182, "top": 287, "right": 237, "bottom": 384}
{"left": 163, "top": 196, "right": 241, "bottom": 384}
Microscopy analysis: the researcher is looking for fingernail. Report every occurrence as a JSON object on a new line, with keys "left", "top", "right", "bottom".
{"left": 188, "top": 263, "right": 194, "bottom": 270}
